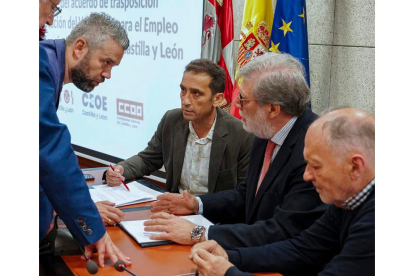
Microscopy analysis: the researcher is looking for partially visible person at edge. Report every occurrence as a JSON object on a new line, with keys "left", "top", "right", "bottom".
{"left": 40, "top": 12, "right": 131, "bottom": 227}
{"left": 39, "top": 5, "right": 132, "bottom": 267}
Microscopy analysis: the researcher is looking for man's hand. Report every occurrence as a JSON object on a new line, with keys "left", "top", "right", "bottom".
{"left": 106, "top": 165, "right": 125, "bottom": 187}
{"left": 151, "top": 190, "right": 199, "bottom": 214}
{"left": 190, "top": 248, "right": 233, "bottom": 276}
{"left": 84, "top": 232, "right": 131, "bottom": 268}
{"left": 143, "top": 212, "right": 204, "bottom": 245}
{"left": 190, "top": 240, "right": 228, "bottom": 260}
{"left": 95, "top": 200, "right": 125, "bottom": 226}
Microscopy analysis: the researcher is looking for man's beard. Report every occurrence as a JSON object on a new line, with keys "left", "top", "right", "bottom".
{"left": 71, "top": 54, "right": 102, "bottom": 92}
{"left": 240, "top": 108, "right": 274, "bottom": 139}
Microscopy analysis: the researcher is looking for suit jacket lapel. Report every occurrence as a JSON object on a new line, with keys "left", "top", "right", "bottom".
{"left": 245, "top": 138, "right": 267, "bottom": 217}
{"left": 207, "top": 108, "right": 228, "bottom": 193}
{"left": 171, "top": 116, "right": 189, "bottom": 192}
{"left": 250, "top": 143, "right": 293, "bottom": 216}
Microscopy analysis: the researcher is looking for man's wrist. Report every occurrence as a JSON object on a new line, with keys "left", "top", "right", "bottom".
{"left": 200, "top": 232, "right": 206, "bottom": 242}
{"left": 190, "top": 225, "right": 205, "bottom": 243}
{"left": 195, "top": 197, "right": 203, "bottom": 214}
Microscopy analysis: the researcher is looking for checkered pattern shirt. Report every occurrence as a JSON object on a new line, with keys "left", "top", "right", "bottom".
{"left": 342, "top": 178, "right": 375, "bottom": 210}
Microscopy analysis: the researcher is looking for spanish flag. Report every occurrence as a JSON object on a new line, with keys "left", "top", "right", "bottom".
{"left": 201, "top": 0, "right": 235, "bottom": 112}
{"left": 230, "top": 0, "right": 274, "bottom": 119}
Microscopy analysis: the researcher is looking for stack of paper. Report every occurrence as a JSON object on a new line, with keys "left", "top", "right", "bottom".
{"left": 120, "top": 215, "right": 213, "bottom": 247}
{"left": 89, "top": 181, "right": 163, "bottom": 207}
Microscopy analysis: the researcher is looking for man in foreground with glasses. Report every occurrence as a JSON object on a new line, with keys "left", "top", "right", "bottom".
{"left": 144, "top": 53, "right": 327, "bottom": 249}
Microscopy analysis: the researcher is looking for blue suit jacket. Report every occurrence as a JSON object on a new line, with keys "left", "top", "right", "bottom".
{"left": 40, "top": 39, "right": 66, "bottom": 109}
{"left": 39, "top": 45, "right": 105, "bottom": 246}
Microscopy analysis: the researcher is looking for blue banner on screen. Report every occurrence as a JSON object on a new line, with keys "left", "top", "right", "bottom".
{"left": 46, "top": 0, "right": 203, "bottom": 163}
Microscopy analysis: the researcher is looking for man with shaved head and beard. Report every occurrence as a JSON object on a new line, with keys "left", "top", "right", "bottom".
{"left": 190, "top": 107, "right": 375, "bottom": 276}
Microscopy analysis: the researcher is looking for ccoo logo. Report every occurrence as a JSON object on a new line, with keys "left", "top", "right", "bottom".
{"left": 116, "top": 99, "right": 144, "bottom": 120}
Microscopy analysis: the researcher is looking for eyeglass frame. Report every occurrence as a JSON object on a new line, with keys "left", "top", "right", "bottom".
{"left": 49, "top": 0, "right": 62, "bottom": 18}
{"left": 237, "top": 91, "right": 258, "bottom": 109}
{"left": 238, "top": 88, "right": 283, "bottom": 109}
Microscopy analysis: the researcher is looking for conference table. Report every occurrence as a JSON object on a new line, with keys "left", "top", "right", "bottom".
{"left": 59, "top": 168, "right": 282, "bottom": 276}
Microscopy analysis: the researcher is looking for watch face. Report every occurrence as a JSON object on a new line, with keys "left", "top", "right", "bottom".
{"left": 191, "top": 226, "right": 205, "bottom": 241}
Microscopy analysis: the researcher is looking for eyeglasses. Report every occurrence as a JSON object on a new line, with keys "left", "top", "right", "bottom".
{"left": 238, "top": 90, "right": 283, "bottom": 109}
{"left": 50, "top": 0, "right": 62, "bottom": 17}
{"left": 238, "top": 92, "right": 258, "bottom": 109}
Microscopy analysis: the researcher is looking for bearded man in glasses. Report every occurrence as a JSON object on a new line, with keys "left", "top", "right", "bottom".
{"left": 144, "top": 53, "right": 327, "bottom": 250}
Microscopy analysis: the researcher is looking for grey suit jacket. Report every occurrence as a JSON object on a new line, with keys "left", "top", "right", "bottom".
{"left": 117, "top": 108, "right": 254, "bottom": 193}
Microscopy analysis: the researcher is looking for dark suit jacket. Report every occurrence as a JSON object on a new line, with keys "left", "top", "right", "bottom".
{"left": 200, "top": 109, "right": 327, "bottom": 249}
{"left": 226, "top": 189, "right": 375, "bottom": 276}
{"left": 39, "top": 45, "right": 105, "bottom": 246}
{"left": 116, "top": 108, "right": 254, "bottom": 193}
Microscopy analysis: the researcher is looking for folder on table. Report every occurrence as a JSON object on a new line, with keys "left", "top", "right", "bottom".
{"left": 89, "top": 181, "right": 163, "bottom": 207}
{"left": 119, "top": 215, "right": 213, "bottom": 247}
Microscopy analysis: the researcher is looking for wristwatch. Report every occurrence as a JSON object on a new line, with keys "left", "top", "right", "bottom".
{"left": 190, "top": 225, "right": 205, "bottom": 242}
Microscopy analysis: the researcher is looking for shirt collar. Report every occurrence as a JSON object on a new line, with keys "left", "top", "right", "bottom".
{"left": 342, "top": 178, "right": 375, "bottom": 210}
{"left": 188, "top": 114, "right": 217, "bottom": 141}
{"left": 269, "top": 117, "right": 298, "bottom": 146}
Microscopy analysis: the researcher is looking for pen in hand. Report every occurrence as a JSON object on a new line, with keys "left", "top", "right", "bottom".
{"left": 109, "top": 164, "right": 130, "bottom": 192}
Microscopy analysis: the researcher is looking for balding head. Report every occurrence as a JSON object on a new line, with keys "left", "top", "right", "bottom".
{"left": 313, "top": 108, "right": 375, "bottom": 166}
{"left": 303, "top": 108, "right": 375, "bottom": 207}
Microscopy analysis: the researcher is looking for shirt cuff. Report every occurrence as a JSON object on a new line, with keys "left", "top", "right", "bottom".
{"left": 196, "top": 196, "right": 203, "bottom": 214}
{"left": 204, "top": 225, "right": 211, "bottom": 240}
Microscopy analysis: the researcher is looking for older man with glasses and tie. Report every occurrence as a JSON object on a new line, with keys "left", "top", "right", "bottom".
{"left": 142, "top": 52, "right": 327, "bottom": 251}
{"left": 39, "top": 0, "right": 62, "bottom": 29}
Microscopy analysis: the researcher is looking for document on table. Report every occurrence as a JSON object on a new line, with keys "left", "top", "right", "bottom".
{"left": 119, "top": 215, "right": 213, "bottom": 247}
{"left": 89, "top": 181, "right": 163, "bottom": 207}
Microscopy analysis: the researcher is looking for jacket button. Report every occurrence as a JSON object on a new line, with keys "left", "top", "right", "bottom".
{"left": 79, "top": 221, "right": 85, "bottom": 227}
{"left": 86, "top": 229, "right": 92, "bottom": 235}
{"left": 77, "top": 216, "right": 83, "bottom": 222}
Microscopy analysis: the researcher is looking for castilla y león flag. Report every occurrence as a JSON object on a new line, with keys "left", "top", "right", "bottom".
{"left": 201, "top": 0, "right": 234, "bottom": 112}
{"left": 230, "top": 0, "right": 274, "bottom": 119}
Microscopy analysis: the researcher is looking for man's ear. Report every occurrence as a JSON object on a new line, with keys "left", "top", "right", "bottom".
{"left": 72, "top": 38, "right": 89, "bottom": 61}
{"left": 349, "top": 154, "right": 366, "bottom": 180}
{"left": 268, "top": 103, "right": 281, "bottom": 119}
{"left": 212, "top": 93, "right": 224, "bottom": 107}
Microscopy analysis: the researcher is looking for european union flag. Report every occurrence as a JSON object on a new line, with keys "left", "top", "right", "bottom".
{"left": 269, "top": 0, "right": 310, "bottom": 86}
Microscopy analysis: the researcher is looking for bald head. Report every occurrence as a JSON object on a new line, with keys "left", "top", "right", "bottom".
{"left": 303, "top": 108, "right": 375, "bottom": 206}
{"left": 313, "top": 108, "right": 375, "bottom": 165}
